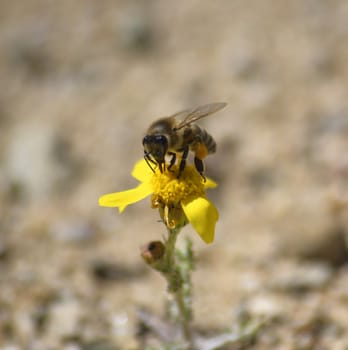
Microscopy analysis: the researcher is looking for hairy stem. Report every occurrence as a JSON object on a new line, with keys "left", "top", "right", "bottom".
{"left": 164, "top": 228, "right": 194, "bottom": 349}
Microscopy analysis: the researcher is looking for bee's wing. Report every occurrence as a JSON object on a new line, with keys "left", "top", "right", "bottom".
{"left": 168, "top": 108, "right": 195, "bottom": 121}
{"left": 174, "top": 102, "right": 227, "bottom": 130}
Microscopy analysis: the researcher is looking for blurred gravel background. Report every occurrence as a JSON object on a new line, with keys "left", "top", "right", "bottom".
{"left": 1, "top": 1, "right": 348, "bottom": 349}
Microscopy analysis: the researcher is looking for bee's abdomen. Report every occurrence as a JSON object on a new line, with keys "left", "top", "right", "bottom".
{"left": 190, "top": 125, "right": 216, "bottom": 155}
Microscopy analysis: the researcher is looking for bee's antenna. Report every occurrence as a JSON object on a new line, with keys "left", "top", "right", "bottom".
{"left": 144, "top": 152, "right": 156, "bottom": 173}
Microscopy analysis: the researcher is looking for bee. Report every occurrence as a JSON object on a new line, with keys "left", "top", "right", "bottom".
{"left": 142, "top": 102, "right": 227, "bottom": 180}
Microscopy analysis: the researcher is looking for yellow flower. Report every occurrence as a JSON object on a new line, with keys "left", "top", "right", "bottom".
{"left": 99, "top": 160, "right": 219, "bottom": 244}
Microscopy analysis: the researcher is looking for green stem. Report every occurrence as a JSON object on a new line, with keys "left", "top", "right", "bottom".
{"left": 164, "top": 228, "right": 194, "bottom": 349}
{"left": 144, "top": 226, "right": 195, "bottom": 348}
{"left": 164, "top": 227, "right": 179, "bottom": 274}
{"left": 174, "top": 285, "right": 194, "bottom": 348}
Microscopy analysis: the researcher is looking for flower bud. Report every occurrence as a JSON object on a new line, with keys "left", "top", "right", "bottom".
{"left": 141, "top": 241, "right": 165, "bottom": 264}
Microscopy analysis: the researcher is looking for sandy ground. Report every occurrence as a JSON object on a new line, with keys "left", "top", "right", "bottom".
{"left": 1, "top": 1, "right": 348, "bottom": 349}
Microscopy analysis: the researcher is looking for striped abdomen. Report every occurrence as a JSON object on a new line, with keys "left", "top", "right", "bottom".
{"left": 188, "top": 124, "right": 216, "bottom": 158}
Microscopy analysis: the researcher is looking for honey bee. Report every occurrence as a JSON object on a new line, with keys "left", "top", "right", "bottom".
{"left": 142, "top": 102, "right": 227, "bottom": 180}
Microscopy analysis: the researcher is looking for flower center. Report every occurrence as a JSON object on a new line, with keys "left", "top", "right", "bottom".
{"left": 151, "top": 165, "right": 205, "bottom": 206}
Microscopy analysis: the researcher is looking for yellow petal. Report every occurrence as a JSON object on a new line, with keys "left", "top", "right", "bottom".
{"left": 99, "top": 182, "right": 153, "bottom": 213}
{"left": 204, "top": 177, "right": 218, "bottom": 189}
{"left": 182, "top": 197, "right": 219, "bottom": 244}
{"left": 131, "top": 159, "right": 154, "bottom": 182}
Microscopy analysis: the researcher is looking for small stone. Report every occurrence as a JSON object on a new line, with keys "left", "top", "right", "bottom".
{"left": 90, "top": 260, "right": 146, "bottom": 282}
{"left": 0, "top": 240, "right": 10, "bottom": 260}
{"left": 4, "top": 123, "right": 80, "bottom": 200}
{"left": 12, "top": 311, "right": 35, "bottom": 344}
{"left": 270, "top": 262, "right": 333, "bottom": 292}
{"left": 299, "top": 227, "right": 348, "bottom": 267}
{"left": 110, "top": 312, "right": 130, "bottom": 337}
{"left": 63, "top": 343, "right": 81, "bottom": 350}
{"left": 229, "top": 47, "right": 262, "bottom": 80}
{"left": 118, "top": 6, "right": 155, "bottom": 52}
{"left": 2, "top": 345, "right": 21, "bottom": 350}
{"left": 50, "top": 219, "right": 95, "bottom": 243}
{"left": 46, "top": 299, "right": 83, "bottom": 340}
{"left": 277, "top": 225, "right": 348, "bottom": 267}
{"left": 245, "top": 295, "right": 283, "bottom": 319}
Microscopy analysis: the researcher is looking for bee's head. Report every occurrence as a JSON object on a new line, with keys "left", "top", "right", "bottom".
{"left": 143, "top": 134, "right": 168, "bottom": 171}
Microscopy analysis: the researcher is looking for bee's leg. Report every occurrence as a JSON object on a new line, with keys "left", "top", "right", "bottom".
{"left": 194, "top": 156, "right": 206, "bottom": 182}
{"left": 178, "top": 146, "right": 189, "bottom": 178}
{"left": 167, "top": 152, "right": 176, "bottom": 171}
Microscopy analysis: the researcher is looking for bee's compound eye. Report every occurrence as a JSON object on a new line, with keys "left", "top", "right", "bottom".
{"left": 143, "top": 135, "right": 152, "bottom": 145}
{"left": 154, "top": 135, "right": 167, "bottom": 146}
